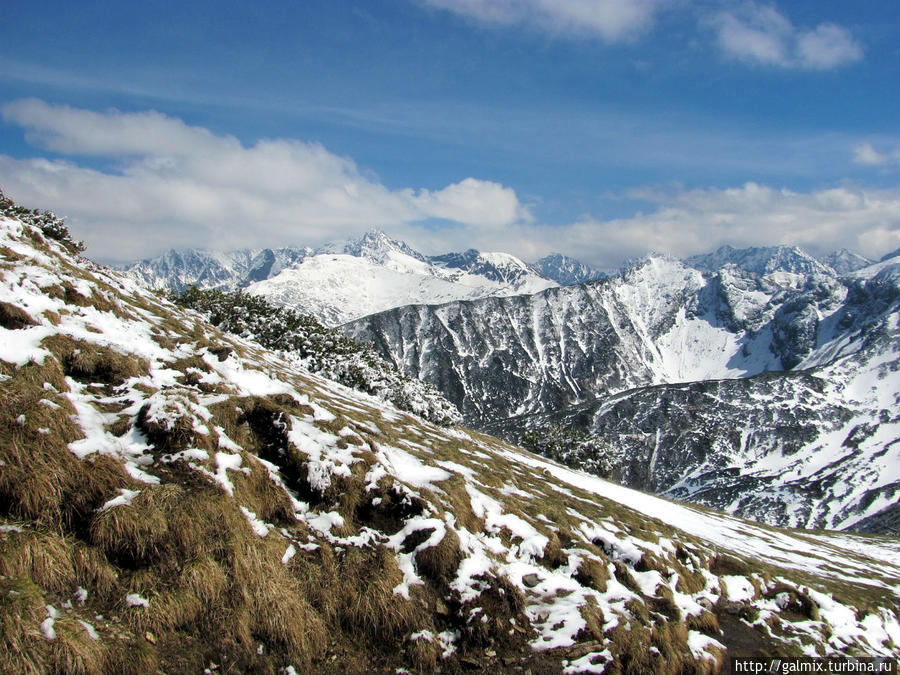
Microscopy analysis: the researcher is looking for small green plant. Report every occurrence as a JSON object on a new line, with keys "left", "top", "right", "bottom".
{"left": 0, "top": 188, "right": 85, "bottom": 254}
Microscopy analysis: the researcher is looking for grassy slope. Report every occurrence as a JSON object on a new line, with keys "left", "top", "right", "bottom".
{"left": 0, "top": 215, "right": 898, "bottom": 674}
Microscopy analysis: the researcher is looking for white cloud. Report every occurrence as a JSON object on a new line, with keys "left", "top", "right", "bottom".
{"left": 384, "top": 182, "right": 900, "bottom": 273}
{"left": 853, "top": 142, "right": 900, "bottom": 168}
{"left": 0, "top": 99, "right": 529, "bottom": 260}
{"left": 419, "top": 0, "right": 661, "bottom": 43}
{"left": 522, "top": 183, "right": 900, "bottom": 269}
{"left": 709, "top": 3, "right": 862, "bottom": 70}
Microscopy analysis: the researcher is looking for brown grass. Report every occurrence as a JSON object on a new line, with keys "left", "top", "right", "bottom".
{"left": 0, "top": 358, "right": 129, "bottom": 533}
{"left": 0, "top": 300, "right": 36, "bottom": 329}
{"left": 0, "top": 577, "right": 47, "bottom": 675}
{"left": 574, "top": 555, "right": 611, "bottom": 593}
{"left": 42, "top": 334, "right": 147, "bottom": 386}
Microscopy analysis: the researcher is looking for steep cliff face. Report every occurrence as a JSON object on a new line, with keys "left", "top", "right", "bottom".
{"left": 344, "top": 251, "right": 886, "bottom": 428}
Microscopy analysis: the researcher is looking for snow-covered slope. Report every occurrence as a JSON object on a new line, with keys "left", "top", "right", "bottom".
{"left": 3, "top": 203, "right": 900, "bottom": 671}
{"left": 492, "top": 307, "right": 900, "bottom": 533}
{"left": 343, "top": 252, "right": 869, "bottom": 425}
{"left": 120, "top": 230, "right": 558, "bottom": 326}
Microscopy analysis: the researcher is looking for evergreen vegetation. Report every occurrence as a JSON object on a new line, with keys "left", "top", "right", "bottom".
{"left": 0, "top": 188, "right": 85, "bottom": 254}
{"left": 172, "top": 287, "right": 462, "bottom": 427}
{"left": 521, "top": 424, "right": 622, "bottom": 478}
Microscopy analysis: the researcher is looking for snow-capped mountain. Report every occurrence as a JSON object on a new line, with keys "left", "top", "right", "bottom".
{"left": 120, "top": 246, "right": 311, "bottom": 292}
{"left": 344, "top": 246, "right": 900, "bottom": 532}
{"left": 822, "top": 248, "right": 873, "bottom": 275}
{"left": 685, "top": 244, "right": 833, "bottom": 277}
{"left": 530, "top": 253, "right": 607, "bottom": 286}
{"left": 344, "top": 251, "right": 862, "bottom": 425}
{"left": 5, "top": 193, "right": 900, "bottom": 670}
{"left": 119, "top": 230, "right": 558, "bottom": 325}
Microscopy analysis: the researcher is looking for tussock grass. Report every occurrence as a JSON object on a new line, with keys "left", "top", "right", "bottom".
{"left": 335, "top": 545, "right": 425, "bottom": 641}
{"left": 574, "top": 555, "right": 611, "bottom": 593}
{"left": 0, "top": 577, "right": 47, "bottom": 675}
{"left": 47, "top": 617, "right": 107, "bottom": 675}
{"left": 457, "top": 573, "right": 531, "bottom": 650}
{"left": 136, "top": 398, "right": 205, "bottom": 453}
{"left": 0, "top": 300, "right": 36, "bottom": 329}
{"left": 0, "top": 358, "right": 129, "bottom": 532}
{"left": 42, "top": 334, "right": 147, "bottom": 386}
{"left": 415, "top": 526, "right": 463, "bottom": 587}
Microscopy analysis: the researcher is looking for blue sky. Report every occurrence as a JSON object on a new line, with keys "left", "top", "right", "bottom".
{"left": 2, "top": 0, "right": 900, "bottom": 267}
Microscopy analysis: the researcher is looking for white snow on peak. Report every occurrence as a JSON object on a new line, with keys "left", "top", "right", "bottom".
{"left": 248, "top": 242, "right": 556, "bottom": 326}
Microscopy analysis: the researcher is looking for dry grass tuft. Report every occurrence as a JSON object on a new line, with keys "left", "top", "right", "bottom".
{"left": 687, "top": 609, "right": 721, "bottom": 636}
{"left": 0, "top": 300, "right": 36, "bottom": 329}
{"left": 334, "top": 545, "right": 424, "bottom": 642}
{"left": 0, "top": 528, "right": 76, "bottom": 594}
{"left": 234, "top": 455, "right": 296, "bottom": 527}
{"left": 0, "top": 577, "right": 47, "bottom": 675}
{"left": 575, "top": 555, "right": 610, "bottom": 593}
{"left": 355, "top": 481, "right": 427, "bottom": 535}
{"left": 578, "top": 596, "right": 606, "bottom": 642}
{"left": 135, "top": 400, "right": 199, "bottom": 452}
{"left": 765, "top": 583, "right": 820, "bottom": 621}
{"left": 408, "top": 633, "right": 441, "bottom": 672}
{"left": 233, "top": 540, "right": 328, "bottom": 666}
{"left": 541, "top": 529, "right": 570, "bottom": 569}
{"left": 414, "top": 526, "right": 463, "bottom": 588}
{"left": 650, "top": 586, "right": 683, "bottom": 621}
{"left": 457, "top": 573, "right": 531, "bottom": 651}
{"left": 103, "top": 639, "right": 158, "bottom": 675}
{"left": 47, "top": 617, "right": 107, "bottom": 675}
{"left": 42, "top": 334, "right": 146, "bottom": 386}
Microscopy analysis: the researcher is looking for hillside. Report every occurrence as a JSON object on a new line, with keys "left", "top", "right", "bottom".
{"left": 2, "top": 200, "right": 900, "bottom": 672}
{"left": 344, "top": 248, "right": 900, "bottom": 532}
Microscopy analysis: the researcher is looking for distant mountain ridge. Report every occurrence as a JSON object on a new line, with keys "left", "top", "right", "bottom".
{"left": 120, "top": 230, "right": 603, "bottom": 325}
{"left": 529, "top": 252, "right": 607, "bottom": 286}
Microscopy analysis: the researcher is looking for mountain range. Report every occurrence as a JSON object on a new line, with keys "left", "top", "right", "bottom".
{"left": 119, "top": 231, "right": 604, "bottom": 326}
{"left": 4, "top": 191, "right": 900, "bottom": 671}
{"left": 119, "top": 234, "right": 900, "bottom": 535}
{"left": 343, "top": 245, "right": 900, "bottom": 534}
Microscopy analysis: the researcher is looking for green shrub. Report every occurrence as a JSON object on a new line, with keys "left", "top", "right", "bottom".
{"left": 173, "top": 287, "right": 462, "bottom": 426}
{"left": 0, "top": 188, "right": 85, "bottom": 254}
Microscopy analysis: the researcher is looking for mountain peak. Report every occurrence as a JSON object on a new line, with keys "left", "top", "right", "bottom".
{"left": 531, "top": 253, "right": 606, "bottom": 286}
{"left": 320, "top": 229, "right": 427, "bottom": 264}
{"left": 823, "top": 248, "right": 873, "bottom": 275}
{"left": 686, "top": 244, "right": 830, "bottom": 277}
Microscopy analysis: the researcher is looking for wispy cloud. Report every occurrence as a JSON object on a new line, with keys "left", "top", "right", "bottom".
{"left": 0, "top": 99, "right": 530, "bottom": 260}
{"left": 418, "top": 0, "right": 662, "bottom": 43}
{"left": 853, "top": 142, "right": 900, "bottom": 168}
{"left": 708, "top": 2, "right": 862, "bottom": 70}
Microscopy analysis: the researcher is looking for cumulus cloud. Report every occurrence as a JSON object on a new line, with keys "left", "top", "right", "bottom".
{"left": 0, "top": 99, "right": 530, "bottom": 260}
{"left": 418, "top": 0, "right": 662, "bottom": 43}
{"left": 709, "top": 3, "right": 862, "bottom": 70}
